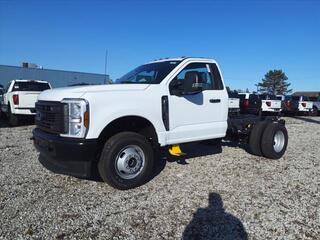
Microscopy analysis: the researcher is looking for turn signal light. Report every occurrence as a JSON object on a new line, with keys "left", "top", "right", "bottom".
{"left": 266, "top": 101, "right": 271, "bottom": 107}
{"left": 84, "top": 111, "right": 89, "bottom": 128}
{"left": 13, "top": 94, "right": 19, "bottom": 105}
{"left": 302, "top": 102, "right": 307, "bottom": 107}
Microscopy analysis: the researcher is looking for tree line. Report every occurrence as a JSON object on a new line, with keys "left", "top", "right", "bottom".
{"left": 236, "top": 70, "right": 291, "bottom": 95}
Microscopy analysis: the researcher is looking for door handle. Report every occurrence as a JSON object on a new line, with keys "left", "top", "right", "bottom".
{"left": 209, "top": 99, "right": 221, "bottom": 103}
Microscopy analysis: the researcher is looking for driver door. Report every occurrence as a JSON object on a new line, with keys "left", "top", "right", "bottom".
{"left": 166, "top": 62, "right": 228, "bottom": 144}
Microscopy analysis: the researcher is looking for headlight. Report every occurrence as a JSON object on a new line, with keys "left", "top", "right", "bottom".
{"left": 61, "top": 98, "right": 89, "bottom": 138}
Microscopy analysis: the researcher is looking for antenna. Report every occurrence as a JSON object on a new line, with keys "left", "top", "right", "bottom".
{"left": 104, "top": 49, "right": 108, "bottom": 84}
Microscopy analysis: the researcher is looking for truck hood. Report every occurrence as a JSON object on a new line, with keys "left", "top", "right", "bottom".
{"left": 38, "top": 84, "right": 150, "bottom": 102}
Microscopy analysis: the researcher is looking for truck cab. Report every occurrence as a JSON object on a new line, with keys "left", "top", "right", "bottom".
{"left": 33, "top": 57, "right": 288, "bottom": 189}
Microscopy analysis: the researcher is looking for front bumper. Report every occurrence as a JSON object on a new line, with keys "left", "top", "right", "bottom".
{"left": 33, "top": 128, "right": 98, "bottom": 178}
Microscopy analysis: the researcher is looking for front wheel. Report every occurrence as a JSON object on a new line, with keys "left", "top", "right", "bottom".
{"left": 261, "top": 123, "right": 288, "bottom": 159}
{"left": 98, "top": 132, "right": 154, "bottom": 190}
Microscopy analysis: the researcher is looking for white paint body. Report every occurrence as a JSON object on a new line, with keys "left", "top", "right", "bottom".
{"left": 228, "top": 98, "right": 240, "bottom": 110}
{"left": 38, "top": 58, "right": 229, "bottom": 146}
{"left": 261, "top": 100, "right": 282, "bottom": 112}
{"left": 298, "top": 101, "right": 313, "bottom": 112}
{"left": 1, "top": 80, "right": 51, "bottom": 115}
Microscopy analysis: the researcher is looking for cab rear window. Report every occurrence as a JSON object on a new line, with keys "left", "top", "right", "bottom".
{"left": 13, "top": 82, "right": 51, "bottom": 91}
{"left": 260, "top": 95, "right": 277, "bottom": 100}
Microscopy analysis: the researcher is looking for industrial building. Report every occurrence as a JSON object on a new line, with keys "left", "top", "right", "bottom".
{"left": 293, "top": 91, "right": 320, "bottom": 97}
{"left": 0, "top": 63, "right": 110, "bottom": 88}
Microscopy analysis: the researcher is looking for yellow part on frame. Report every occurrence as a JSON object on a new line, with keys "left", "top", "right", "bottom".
{"left": 168, "top": 145, "right": 185, "bottom": 156}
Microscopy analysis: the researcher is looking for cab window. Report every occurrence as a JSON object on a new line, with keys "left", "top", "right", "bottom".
{"left": 170, "top": 62, "right": 224, "bottom": 91}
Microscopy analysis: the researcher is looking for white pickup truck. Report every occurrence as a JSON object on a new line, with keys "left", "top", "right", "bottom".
{"left": 260, "top": 94, "right": 282, "bottom": 113}
{"left": 1, "top": 80, "right": 51, "bottom": 126}
{"left": 297, "top": 96, "right": 313, "bottom": 114}
{"left": 227, "top": 90, "right": 240, "bottom": 115}
{"left": 33, "top": 57, "right": 288, "bottom": 189}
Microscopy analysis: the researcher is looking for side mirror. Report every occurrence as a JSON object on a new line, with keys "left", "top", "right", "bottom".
{"left": 170, "top": 72, "right": 203, "bottom": 96}
{"left": 170, "top": 79, "right": 183, "bottom": 96}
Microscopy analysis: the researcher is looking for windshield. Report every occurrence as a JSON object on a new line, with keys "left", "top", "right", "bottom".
{"left": 116, "top": 61, "right": 181, "bottom": 84}
{"left": 13, "top": 81, "right": 51, "bottom": 91}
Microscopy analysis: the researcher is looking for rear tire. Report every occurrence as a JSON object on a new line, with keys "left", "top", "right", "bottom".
{"left": 248, "top": 121, "right": 268, "bottom": 156}
{"left": 261, "top": 122, "right": 288, "bottom": 159}
{"left": 311, "top": 107, "right": 318, "bottom": 116}
{"left": 98, "top": 132, "right": 154, "bottom": 190}
{"left": 8, "top": 106, "right": 19, "bottom": 126}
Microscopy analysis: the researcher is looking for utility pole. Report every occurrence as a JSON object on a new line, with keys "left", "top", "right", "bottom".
{"left": 255, "top": 84, "right": 259, "bottom": 93}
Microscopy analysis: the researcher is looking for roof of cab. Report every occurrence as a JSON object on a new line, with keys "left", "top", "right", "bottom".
{"left": 12, "top": 79, "right": 49, "bottom": 83}
{"left": 147, "top": 57, "right": 217, "bottom": 64}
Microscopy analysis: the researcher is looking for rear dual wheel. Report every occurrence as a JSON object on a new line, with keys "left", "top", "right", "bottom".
{"left": 248, "top": 122, "right": 288, "bottom": 159}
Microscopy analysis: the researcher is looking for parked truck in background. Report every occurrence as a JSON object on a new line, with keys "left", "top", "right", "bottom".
{"left": 297, "top": 96, "right": 313, "bottom": 115}
{"left": 0, "top": 80, "right": 51, "bottom": 126}
{"left": 279, "top": 95, "right": 299, "bottom": 115}
{"left": 260, "top": 94, "right": 282, "bottom": 114}
{"left": 309, "top": 96, "right": 320, "bottom": 116}
{"left": 0, "top": 87, "right": 4, "bottom": 119}
{"left": 33, "top": 57, "right": 288, "bottom": 190}
{"left": 238, "top": 93, "right": 261, "bottom": 115}
{"left": 227, "top": 90, "right": 240, "bottom": 116}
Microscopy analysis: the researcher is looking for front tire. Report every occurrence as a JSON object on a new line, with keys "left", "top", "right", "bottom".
{"left": 261, "top": 123, "right": 288, "bottom": 159}
{"left": 98, "top": 132, "right": 154, "bottom": 190}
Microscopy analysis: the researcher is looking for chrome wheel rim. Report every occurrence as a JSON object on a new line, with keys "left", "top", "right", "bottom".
{"left": 273, "top": 131, "right": 285, "bottom": 153}
{"left": 115, "top": 145, "right": 145, "bottom": 179}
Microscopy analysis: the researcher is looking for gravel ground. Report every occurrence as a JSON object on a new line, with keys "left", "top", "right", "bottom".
{"left": 0, "top": 116, "right": 319, "bottom": 239}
